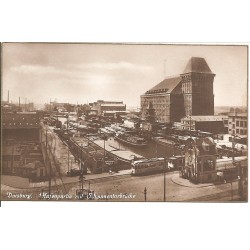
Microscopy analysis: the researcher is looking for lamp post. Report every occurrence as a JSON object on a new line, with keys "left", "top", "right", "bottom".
{"left": 103, "top": 135, "right": 108, "bottom": 172}
{"left": 67, "top": 146, "right": 70, "bottom": 173}
{"left": 70, "top": 155, "right": 74, "bottom": 172}
{"left": 231, "top": 181, "right": 233, "bottom": 201}
{"left": 144, "top": 187, "right": 147, "bottom": 201}
{"left": 232, "top": 134, "right": 240, "bottom": 162}
{"left": 45, "top": 126, "right": 52, "bottom": 196}
{"left": 163, "top": 158, "right": 167, "bottom": 202}
{"left": 78, "top": 172, "right": 86, "bottom": 200}
{"left": 232, "top": 133, "right": 235, "bottom": 162}
{"left": 237, "top": 163, "right": 244, "bottom": 200}
{"left": 193, "top": 139, "right": 197, "bottom": 182}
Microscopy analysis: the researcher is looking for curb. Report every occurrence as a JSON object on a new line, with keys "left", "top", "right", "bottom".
{"left": 171, "top": 176, "right": 215, "bottom": 188}
{"left": 1, "top": 173, "right": 131, "bottom": 191}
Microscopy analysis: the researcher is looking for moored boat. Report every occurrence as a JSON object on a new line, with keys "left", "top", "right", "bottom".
{"left": 115, "top": 133, "right": 148, "bottom": 147}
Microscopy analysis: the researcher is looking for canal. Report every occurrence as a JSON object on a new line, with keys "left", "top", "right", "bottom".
{"left": 105, "top": 136, "right": 182, "bottom": 159}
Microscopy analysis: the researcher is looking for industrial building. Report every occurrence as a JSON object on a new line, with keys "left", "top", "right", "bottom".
{"left": 90, "top": 100, "right": 126, "bottom": 116}
{"left": 180, "top": 115, "right": 227, "bottom": 134}
{"left": 141, "top": 57, "right": 215, "bottom": 123}
{"left": 228, "top": 112, "right": 247, "bottom": 136}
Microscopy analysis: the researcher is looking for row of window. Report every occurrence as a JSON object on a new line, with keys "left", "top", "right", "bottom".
{"left": 228, "top": 128, "right": 247, "bottom": 135}
{"left": 182, "top": 82, "right": 191, "bottom": 93}
{"left": 182, "top": 121, "right": 195, "bottom": 125}
{"left": 2, "top": 122, "right": 39, "bottom": 126}
{"left": 235, "top": 121, "right": 247, "bottom": 127}
{"left": 7, "top": 117, "right": 38, "bottom": 121}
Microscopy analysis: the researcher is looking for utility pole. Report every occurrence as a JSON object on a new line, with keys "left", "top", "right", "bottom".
{"left": 11, "top": 147, "right": 14, "bottom": 174}
{"left": 103, "top": 135, "right": 107, "bottom": 172}
{"left": 45, "top": 129, "right": 51, "bottom": 196}
{"left": 232, "top": 133, "right": 235, "bottom": 162}
{"left": 194, "top": 140, "right": 197, "bottom": 181}
{"left": 238, "top": 163, "right": 244, "bottom": 200}
{"left": 231, "top": 181, "right": 233, "bottom": 201}
{"left": 68, "top": 147, "right": 70, "bottom": 173}
{"left": 144, "top": 187, "right": 147, "bottom": 201}
{"left": 164, "top": 158, "right": 167, "bottom": 202}
{"left": 189, "top": 115, "right": 192, "bottom": 136}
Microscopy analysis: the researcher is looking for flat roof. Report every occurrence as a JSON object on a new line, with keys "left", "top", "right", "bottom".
{"left": 101, "top": 104, "right": 126, "bottom": 107}
{"left": 182, "top": 116, "right": 226, "bottom": 121}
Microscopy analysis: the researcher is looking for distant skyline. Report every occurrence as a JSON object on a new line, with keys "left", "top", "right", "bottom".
{"left": 2, "top": 43, "right": 248, "bottom": 108}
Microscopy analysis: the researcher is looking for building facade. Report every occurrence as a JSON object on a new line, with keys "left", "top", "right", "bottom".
{"left": 141, "top": 76, "right": 184, "bottom": 123}
{"left": 228, "top": 112, "right": 247, "bottom": 136}
{"left": 91, "top": 100, "right": 126, "bottom": 116}
{"left": 2, "top": 112, "right": 40, "bottom": 130}
{"left": 181, "top": 137, "right": 218, "bottom": 183}
{"left": 141, "top": 57, "right": 215, "bottom": 123}
{"left": 181, "top": 115, "right": 227, "bottom": 134}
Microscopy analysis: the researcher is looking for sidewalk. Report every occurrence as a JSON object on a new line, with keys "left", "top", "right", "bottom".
{"left": 1, "top": 169, "right": 132, "bottom": 190}
{"left": 171, "top": 174, "right": 215, "bottom": 188}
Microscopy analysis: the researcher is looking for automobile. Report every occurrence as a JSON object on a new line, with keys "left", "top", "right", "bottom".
{"left": 66, "top": 168, "right": 82, "bottom": 177}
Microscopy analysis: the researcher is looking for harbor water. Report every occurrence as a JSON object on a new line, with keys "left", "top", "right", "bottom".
{"left": 105, "top": 136, "right": 182, "bottom": 159}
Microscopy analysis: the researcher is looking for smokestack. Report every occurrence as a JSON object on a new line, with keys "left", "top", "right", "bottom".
{"left": 19, "top": 97, "right": 21, "bottom": 111}
{"left": 8, "top": 90, "right": 9, "bottom": 103}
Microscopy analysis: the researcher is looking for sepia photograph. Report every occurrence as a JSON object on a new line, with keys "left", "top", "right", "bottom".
{"left": 1, "top": 43, "right": 248, "bottom": 202}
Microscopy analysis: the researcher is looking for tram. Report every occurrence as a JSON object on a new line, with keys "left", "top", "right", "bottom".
{"left": 131, "top": 158, "right": 166, "bottom": 175}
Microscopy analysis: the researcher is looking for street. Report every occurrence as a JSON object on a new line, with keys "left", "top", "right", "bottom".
{"left": 68, "top": 171, "right": 245, "bottom": 202}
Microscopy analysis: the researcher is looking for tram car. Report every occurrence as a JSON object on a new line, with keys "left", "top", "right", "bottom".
{"left": 215, "top": 156, "right": 247, "bottom": 181}
{"left": 131, "top": 158, "right": 167, "bottom": 175}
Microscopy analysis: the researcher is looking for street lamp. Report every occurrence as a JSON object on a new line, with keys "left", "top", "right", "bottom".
{"left": 144, "top": 187, "right": 147, "bottom": 201}
{"left": 44, "top": 125, "right": 52, "bottom": 196}
{"left": 163, "top": 158, "right": 168, "bottom": 202}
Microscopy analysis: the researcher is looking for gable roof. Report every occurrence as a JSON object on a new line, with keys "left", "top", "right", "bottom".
{"left": 145, "top": 76, "right": 182, "bottom": 94}
{"left": 183, "top": 57, "right": 214, "bottom": 74}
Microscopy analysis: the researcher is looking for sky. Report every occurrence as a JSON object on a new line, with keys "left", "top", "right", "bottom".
{"left": 2, "top": 43, "right": 248, "bottom": 108}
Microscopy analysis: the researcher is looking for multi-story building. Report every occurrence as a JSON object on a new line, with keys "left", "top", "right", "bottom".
{"left": 91, "top": 100, "right": 126, "bottom": 116}
{"left": 141, "top": 57, "right": 215, "bottom": 123}
{"left": 180, "top": 115, "right": 227, "bottom": 134}
{"left": 141, "top": 76, "right": 184, "bottom": 123}
{"left": 228, "top": 112, "right": 247, "bottom": 136}
{"left": 2, "top": 112, "right": 40, "bottom": 130}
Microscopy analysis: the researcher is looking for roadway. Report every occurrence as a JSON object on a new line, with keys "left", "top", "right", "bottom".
{"left": 68, "top": 171, "right": 246, "bottom": 202}
{"left": 1, "top": 171, "right": 246, "bottom": 202}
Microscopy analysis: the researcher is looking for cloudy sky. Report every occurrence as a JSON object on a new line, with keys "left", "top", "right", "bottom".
{"left": 2, "top": 43, "right": 248, "bottom": 108}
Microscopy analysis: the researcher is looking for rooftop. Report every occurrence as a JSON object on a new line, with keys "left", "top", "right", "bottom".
{"left": 183, "top": 57, "right": 214, "bottom": 74}
{"left": 100, "top": 103, "right": 126, "bottom": 107}
{"left": 182, "top": 116, "right": 226, "bottom": 122}
{"left": 145, "top": 76, "right": 182, "bottom": 94}
{"left": 228, "top": 112, "right": 247, "bottom": 117}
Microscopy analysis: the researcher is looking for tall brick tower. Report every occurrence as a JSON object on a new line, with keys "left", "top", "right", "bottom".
{"left": 180, "top": 57, "right": 215, "bottom": 116}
